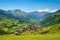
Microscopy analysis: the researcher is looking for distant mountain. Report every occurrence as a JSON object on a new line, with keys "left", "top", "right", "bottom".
{"left": 7, "top": 9, "right": 53, "bottom": 23}
{"left": 0, "top": 9, "right": 14, "bottom": 17}
{"left": 7, "top": 9, "right": 30, "bottom": 23}
{"left": 28, "top": 11, "right": 52, "bottom": 20}
{"left": 0, "top": 9, "right": 18, "bottom": 24}
{"left": 0, "top": 9, "right": 57, "bottom": 24}
{"left": 40, "top": 10, "right": 60, "bottom": 27}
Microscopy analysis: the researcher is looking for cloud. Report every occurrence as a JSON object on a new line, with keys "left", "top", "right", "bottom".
{"left": 49, "top": 10, "right": 57, "bottom": 12}
{"left": 37, "top": 8, "right": 50, "bottom": 12}
{"left": 37, "top": 8, "right": 57, "bottom": 12}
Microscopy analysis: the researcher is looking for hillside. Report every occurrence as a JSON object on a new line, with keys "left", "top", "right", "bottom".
{"left": 0, "top": 9, "right": 20, "bottom": 34}
{"left": 40, "top": 24, "right": 60, "bottom": 34}
{"left": 40, "top": 10, "right": 60, "bottom": 27}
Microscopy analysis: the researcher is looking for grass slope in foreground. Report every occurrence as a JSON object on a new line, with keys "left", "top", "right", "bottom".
{"left": 0, "top": 34, "right": 60, "bottom": 40}
{"left": 0, "top": 24, "right": 60, "bottom": 40}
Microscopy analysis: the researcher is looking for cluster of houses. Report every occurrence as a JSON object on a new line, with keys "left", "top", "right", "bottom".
{"left": 14, "top": 25, "right": 43, "bottom": 35}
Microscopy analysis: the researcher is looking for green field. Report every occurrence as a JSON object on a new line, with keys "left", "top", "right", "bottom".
{"left": 0, "top": 9, "right": 60, "bottom": 40}
{"left": 0, "top": 34, "right": 60, "bottom": 40}
{"left": 0, "top": 24, "right": 60, "bottom": 40}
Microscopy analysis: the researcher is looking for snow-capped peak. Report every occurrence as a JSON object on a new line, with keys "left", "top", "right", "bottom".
{"left": 37, "top": 8, "right": 57, "bottom": 13}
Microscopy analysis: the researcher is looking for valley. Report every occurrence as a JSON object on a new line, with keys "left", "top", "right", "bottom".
{"left": 0, "top": 9, "right": 60, "bottom": 40}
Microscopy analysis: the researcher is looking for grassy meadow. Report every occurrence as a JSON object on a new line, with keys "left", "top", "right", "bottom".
{"left": 0, "top": 24, "right": 60, "bottom": 40}
{"left": 0, "top": 34, "right": 60, "bottom": 40}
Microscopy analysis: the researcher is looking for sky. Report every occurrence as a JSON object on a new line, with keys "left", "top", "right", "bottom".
{"left": 0, "top": 0, "right": 60, "bottom": 12}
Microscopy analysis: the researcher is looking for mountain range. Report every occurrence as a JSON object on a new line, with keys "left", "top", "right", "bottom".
{"left": 0, "top": 9, "right": 59, "bottom": 24}
{"left": 7, "top": 9, "right": 54, "bottom": 23}
{"left": 0, "top": 9, "right": 60, "bottom": 34}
